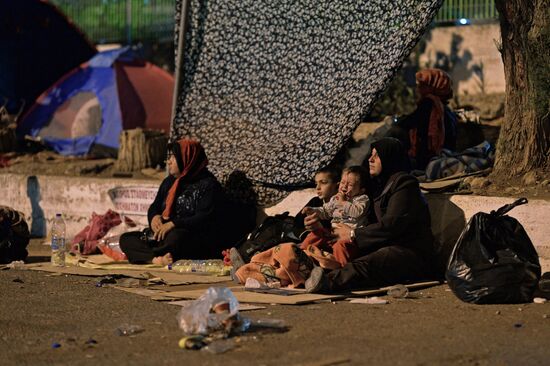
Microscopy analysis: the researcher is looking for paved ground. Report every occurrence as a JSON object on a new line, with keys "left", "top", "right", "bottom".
{"left": 2, "top": 247, "right": 550, "bottom": 366}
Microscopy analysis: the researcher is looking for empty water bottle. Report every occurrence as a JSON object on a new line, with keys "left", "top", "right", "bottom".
{"left": 171, "top": 259, "right": 227, "bottom": 275}
{"left": 50, "top": 213, "right": 67, "bottom": 267}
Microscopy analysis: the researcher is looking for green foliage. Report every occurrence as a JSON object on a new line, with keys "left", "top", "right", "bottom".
{"left": 367, "top": 70, "right": 416, "bottom": 120}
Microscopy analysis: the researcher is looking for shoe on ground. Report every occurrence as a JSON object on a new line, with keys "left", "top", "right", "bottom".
{"left": 305, "top": 266, "right": 329, "bottom": 293}
{"left": 229, "top": 248, "right": 245, "bottom": 284}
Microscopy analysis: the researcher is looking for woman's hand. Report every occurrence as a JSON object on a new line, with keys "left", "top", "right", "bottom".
{"left": 304, "top": 211, "right": 323, "bottom": 231}
{"left": 332, "top": 223, "right": 352, "bottom": 243}
{"left": 154, "top": 221, "right": 175, "bottom": 241}
{"left": 151, "top": 215, "right": 163, "bottom": 233}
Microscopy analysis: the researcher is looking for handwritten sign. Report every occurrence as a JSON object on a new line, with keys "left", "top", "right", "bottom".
{"left": 108, "top": 186, "right": 158, "bottom": 216}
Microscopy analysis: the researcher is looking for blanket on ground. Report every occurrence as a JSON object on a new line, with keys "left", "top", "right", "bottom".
{"left": 425, "top": 141, "right": 495, "bottom": 181}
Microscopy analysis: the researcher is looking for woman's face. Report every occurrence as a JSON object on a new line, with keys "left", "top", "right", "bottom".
{"left": 369, "top": 148, "right": 382, "bottom": 177}
{"left": 167, "top": 154, "right": 181, "bottom": 177}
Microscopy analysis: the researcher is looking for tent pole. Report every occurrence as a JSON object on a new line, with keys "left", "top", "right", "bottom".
{"left": 169, "top": 0, "right": 191, "bottom": 140}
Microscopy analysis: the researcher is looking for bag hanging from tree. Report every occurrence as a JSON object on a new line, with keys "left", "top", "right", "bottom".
{"left": 446, "top": 198, "right": 541, "bottom": 304}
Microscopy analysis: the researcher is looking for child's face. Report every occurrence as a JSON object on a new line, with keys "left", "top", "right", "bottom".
{"left": 338, "top": 172, "right": 349, "bottom": 195}
{"left": 345, "top": 172, "right": 365, "bottom": 199}
{"left": 314, "top": 172, "right": 339, "bottom": 202}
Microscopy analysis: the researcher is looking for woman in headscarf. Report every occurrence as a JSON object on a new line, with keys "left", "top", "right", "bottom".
{"left": 387, "top": 68, "right": 457, "bottom": 170}
{"left": 120, "top": 139, "right": 224, "bottom": 265}
{"left": 304, "top": 137, "right": 437, "bottom": 293}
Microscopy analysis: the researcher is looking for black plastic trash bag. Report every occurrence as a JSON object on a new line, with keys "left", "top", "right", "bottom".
{"left": 446, "top": 198, "right": 541, "bottom": 304}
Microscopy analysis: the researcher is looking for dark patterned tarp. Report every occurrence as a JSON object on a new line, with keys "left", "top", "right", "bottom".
{"left": 172, "top": 0, "right": 442, "bottom": 205}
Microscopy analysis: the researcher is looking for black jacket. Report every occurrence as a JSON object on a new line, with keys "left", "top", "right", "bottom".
{"left": 147, "top": 170, "right": 222, "bottom": 232}
{"left": 355, "top": 172, "right": 435, "bottom": 261}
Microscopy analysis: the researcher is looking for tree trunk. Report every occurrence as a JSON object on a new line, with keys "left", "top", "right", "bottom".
{"left": 493, "top": 0, "right": 550, "bottom": 177}
{"left": 115, "top": 128, "right": 168, "bottom": 172}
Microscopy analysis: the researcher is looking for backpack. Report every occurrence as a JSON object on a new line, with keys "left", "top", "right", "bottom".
{"left": 235, "top": 212, "right": 301, "bottom": 263}
{"left": 0, "top": 207, "right": 30, "bottom": 264}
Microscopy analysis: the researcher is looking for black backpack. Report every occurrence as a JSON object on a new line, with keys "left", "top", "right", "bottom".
{"left": 0, "top": 207, "right": 30, "bottom": 264}
{"left": 235, "top": 212, "right": 301, "bottom": 263}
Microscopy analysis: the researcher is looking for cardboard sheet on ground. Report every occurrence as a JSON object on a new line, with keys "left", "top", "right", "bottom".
{"left": 167, "top": 300, "right": 266, "bottom": 311}
{"left": 158, "top": 287, "right": 346, "bottom": 305}
{"left": 107, "top": 278, "right": 441, "bottom": 304}
{"left": 29, "top": 262, "right": 231, "bottom": 285}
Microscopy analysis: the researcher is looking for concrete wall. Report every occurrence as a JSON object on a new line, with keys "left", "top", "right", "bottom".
{"left": 0, "top": 174, "right": 158, "bottom": 238}
{"left": 420, "top": 23, "right": 505, "bottom": 96}
{"left": 1, "top": 173, "right": 548, "bottom": 271}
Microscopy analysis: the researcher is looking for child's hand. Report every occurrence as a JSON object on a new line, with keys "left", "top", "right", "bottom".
{"left": 302, "top": 207, "right": 315, "bottom": 215}
{"left": 304, "top": 211, "right": 323, "bottom": 231}
{"left": 334, "top": 192, "right": 346, "bottom": 205}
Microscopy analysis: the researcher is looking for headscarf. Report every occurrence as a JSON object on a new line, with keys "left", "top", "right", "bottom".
{"left": 370, "top": 137, "right": 410, "bottom": 196}
{"left": 162, "top": 139, "right": 208, "bottom": 220}
{"left": 410, "top": 68, "right": 453, "bottom": 158}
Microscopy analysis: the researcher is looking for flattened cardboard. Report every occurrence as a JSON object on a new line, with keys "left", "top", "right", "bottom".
{"left": 167, "top": 300, "right": 266, "bottom": 311}
{"left": 160, "top": 287, "right": 344, "bottom": 305}
{"left": 29, "top": 263, "right": 231, "bottom": 285}
{"left": 350, "top": 281, "right": 441, "bottom": 296}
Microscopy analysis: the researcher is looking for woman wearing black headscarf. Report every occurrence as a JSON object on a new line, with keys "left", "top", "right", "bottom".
{"left": 305, "top": 137, "right": 436, "bottom": 292}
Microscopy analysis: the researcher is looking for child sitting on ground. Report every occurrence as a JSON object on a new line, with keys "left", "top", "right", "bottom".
{"left": 227, "top": 166, "right": 340, "bottom": 267}
{"left": 293, "top": 166, "right": 341, "bottom": 235}
{"left": 300, "top": 165, "right": 370, "bottom": 268}
{"left": 232, "top": 166, "right": 370, "bottom": 288}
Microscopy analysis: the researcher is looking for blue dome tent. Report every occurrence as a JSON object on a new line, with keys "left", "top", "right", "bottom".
{"left": 17, "top": 47, "right": 174, "bottom": 156}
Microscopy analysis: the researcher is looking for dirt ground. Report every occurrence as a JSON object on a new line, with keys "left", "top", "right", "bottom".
{"left": 2, "top": 243, "right": 550, "bottom": 366}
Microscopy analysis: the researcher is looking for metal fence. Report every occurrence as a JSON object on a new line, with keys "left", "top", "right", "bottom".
{"left": 50, "top": 0, "right": 498, "bottom": 45}
{"left": 435, "top": 0, "right": 498, "bottom": 23}
{"left": 50, "top": 0, "right": 175, "bottom": 44}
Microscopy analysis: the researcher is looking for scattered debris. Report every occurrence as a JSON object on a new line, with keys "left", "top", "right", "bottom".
{"left": 116, "top": 324, "right": 145, "bottom": 336}
{"left": 349, "top": 296, "right": 388, "bottom": 305}
{"left": 178, "top": 335, "right": 206, "bottom": 350}
{"left": 176, "top": 287, "right": 288, "bottom": 352}
{"left": 84, "top": 338, "right": 98, "bottom": 348}
{"left": 386, "top": 284, "right": 409, "bottom": 298}
{"left": 6, "top": 261, "right": 25, "bottom": 270}
{"left": 201, "top": 339, "right": 236, "bottom": 354}
{"left": 533, "top": 297, "right": 547, "bottom": 304}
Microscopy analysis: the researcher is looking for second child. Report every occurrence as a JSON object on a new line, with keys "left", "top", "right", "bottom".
{"left": 301, "top": 165, "right": 370, "bottom": 268}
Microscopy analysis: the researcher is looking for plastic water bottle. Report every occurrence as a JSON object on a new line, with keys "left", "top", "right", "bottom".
{"left": 170, "top": 259, "right": 227, "bottom": 275}
{"left": 50, "top": 213, "right": 67, "bottom": 267}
